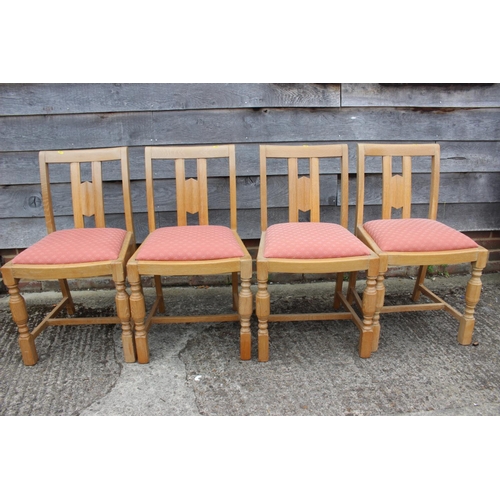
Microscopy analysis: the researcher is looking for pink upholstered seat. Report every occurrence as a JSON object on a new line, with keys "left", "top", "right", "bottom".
{"left": 136, "top": 225, "right": 245, "bottom": 261}
{"left": 11, "top": 228, "right": 128, "bottom": 265}
{"left": 264, "top": 222, "right": 372, "bottom": 259}
{"left": 363, "top": 218, "right": 478, "bottom": 252}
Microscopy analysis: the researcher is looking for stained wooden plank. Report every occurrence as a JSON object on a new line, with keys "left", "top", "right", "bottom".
{"left": 0, "top": 83, "right": 341, "bottom": 116}
{"left": 2, "top": 108, "right": 499, "bottom": 152}
{"left": 0, "top": 213, "right": 149, "bottom": 249}
{"left": 2, "top": 141, "right": 500, "bottom": 186}
{"left": 342, "top": 83, "right": 500, "bottom": 108}
{"left": 0, "top": 174, "right": 339, "bottom": 219}
{"left": 348, "top": 172, "right": 500, "bottom": 205}
{"left": 348, "top": 203, "right": 500, "bottom": 234}
{"left": 2, "top": 202, "right": 499, "bottom": 249}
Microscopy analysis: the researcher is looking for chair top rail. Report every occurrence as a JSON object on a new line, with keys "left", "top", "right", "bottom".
{"left": 41, "top": 147, "right": 127, "bottom": 163}
{"left": 358, "top": 143, "right": 440, "bottom": 157}
{"left": 146, "top": 144, "right": 233, "bottom": 159}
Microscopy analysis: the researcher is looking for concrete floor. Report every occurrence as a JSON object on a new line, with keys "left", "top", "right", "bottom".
{"left": 1, "top": 273, "right": 499, "bottom": 416}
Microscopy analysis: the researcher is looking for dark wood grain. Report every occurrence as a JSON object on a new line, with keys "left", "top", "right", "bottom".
{"left": 342, "top": 83, "right": 500, "bottom": 107}
{"left": 2, "top": 141, "right": 500, "bottom": 186}
{"left": 0, "top": 83, "right": 341, "bottom": 116}
{"left": 1, "top": 108, "right": 499, "bottom": 152}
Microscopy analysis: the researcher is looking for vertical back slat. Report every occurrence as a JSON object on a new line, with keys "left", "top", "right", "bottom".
{"left": 260, "top": 146, "right": 268, "bottom": 231}
{"left": 310, "top": 157, "right": 320, "bottom": 222}
{"left": 120, "top": 147, "right": 135, "bottom": 235}
{"left": 197, "top": 158, "right": 209, "bottom": 225}
{"left": 288, "top": 157, "right": 299, "bottom": 222}
{"left": 401, "top": 156, "right": 412, "bottom": 218}
{"left": 228, "top": 145, "right": 238, "bottom": 231}
{"left": 39, "top": 152, "right": 56, "bottom": 233}
{"left": 70, "top": 162, "right": 85, "bottom": 228}
{"left": 429, "top": 148, "right": 440, "bottom": 219}
{"left": 145, "top": 147, "right": 157, "bottom": 233}
{"left": 175, "top": 159, "right": 187, "bottom": 226}
{"left": 355, "top": 144, "right": 366, "bottom": 228}
{"left": 381, "top": 156, "right": 393, "bottom": 219}
{"left": 339, "top": 145, "right": 349, "bottom": 229}
{"left": 92, "top": 161, "right": 105, "bottom": 227}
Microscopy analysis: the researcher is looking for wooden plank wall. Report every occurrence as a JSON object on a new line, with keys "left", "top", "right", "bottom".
{"left": 1, "top": 83, "right": 499, "bottom": 254}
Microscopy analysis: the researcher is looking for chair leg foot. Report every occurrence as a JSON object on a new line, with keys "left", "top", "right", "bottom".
{"left": 59, "top": 279, "right": 75, "bottom": 315}
{"left": 256, "top": 278, "right": 270, "bottom": 362}
{"left": 371, "top": 272, "right": 385, "bottom": 352}
{"left": 135, "top": 336, "right": 150, "bottom": 364}
{"left": 18, "top": 335, "right": 38, "bottom": 366}
{"left": 346, "top": 271, "right": 358, "bottom": 303}
{"left": 457, "top": 263, "right": 484, "bottom": 345}
{"left": 154, "top": 275, "right": 165, "bottom": 314}
{"left": 129, "top": 278, "right": 149, "bottom": 363}
{"left": 239, "top": 277, "right": 252, "bottom": 360}
{"left": 333, "top": 272, "right": 343, "bottom": 309}
{"left": 115, "top": 279, "right": 136, "bottom": 363}
{"left": 358, "top": 273, "right": 377, "bottom": 358}
{"left": 412, "top": 265, "right": 427, "bottom": 302}
{"left": 6, "top": 279, "right": 38, "bottom": 365}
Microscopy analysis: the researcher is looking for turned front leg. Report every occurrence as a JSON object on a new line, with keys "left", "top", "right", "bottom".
{"left": 239, "top": 276, "right": 253, "bottom": 360}
{"left": 458, "top": 263, "right": 485, "bottom": 345}
{"left": 371, "top": 272, "right": 386, "bottom": 352}
{"left": 115, "top": 279, "right": 136, "bottom": 363}
{"left": 359, "top": 274, "right": 377, "bottom": 358}
{"left": 256, "top": 276, "right": 270, "bottom": 362}
{"left": 6, "top": 278, "right": 38, "bottom": 366}
{"left": 130, "top": 279, "right": 148, "bottom": 363}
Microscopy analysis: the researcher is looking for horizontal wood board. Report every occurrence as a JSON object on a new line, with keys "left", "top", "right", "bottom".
{"left": 1, "top": 83, "right": 499, "bottom": 251}
{"left": 0, "top": 83, "right": 341, "bottom": 116}
{"left": 1, "top": 108, "right": 499, "bottom": 152}
{"left": 2, "top": 141, "right": 500, "bottom": 185}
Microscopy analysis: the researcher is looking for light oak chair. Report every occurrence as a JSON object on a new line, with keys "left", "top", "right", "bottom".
{"left": 256, "top": 144, "right": 380, "bottom": 361}
{"left": 354, "top": 143, "right": 489, "bottom": 352}
{"left": 1, "top": 147, "right": 137, "bottom": 365}
{"left": 126, "top": 145, "right": 253, "bottom": 364}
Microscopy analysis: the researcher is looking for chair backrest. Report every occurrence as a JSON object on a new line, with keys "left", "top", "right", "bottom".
{"left": 356, "top": 143, "right": 441, "bottom": 225}
{"left": 39, "top": 146, "right": 135, "bottom": 235}
{"left": 259, "top": 144, "right": 349, "bottom": 231}
{"left": 144, "top": 144, "right": 238, "bottom": 233}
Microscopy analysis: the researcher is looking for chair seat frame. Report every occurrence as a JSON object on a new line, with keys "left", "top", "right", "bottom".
{"left": 0, "top": 147, "right": 137, "bottom": 365}
{"left": 256, "top": 144, "right": 380, "bottom": 361}
{"left": 126, "top": 145, "right": 253, "bottom": 364}
{"left": 354, "top": 143, "right": 489, "bottom": 352}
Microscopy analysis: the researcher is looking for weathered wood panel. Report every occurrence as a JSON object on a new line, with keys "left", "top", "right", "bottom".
{"left": 0, "top": 175, "right": 338, "bottom": 218}
{"left": 1, "top": 107, "right": 499, "bottom": 152}
{"left": 342, "top": 83, "right": 500, "bottom": 107}
{"left": 3, "top": 202, "right": 499, "bottom": 249}
{"left": 4, "top": 171, "right": 499, "bottom": 220}
{"left": 2, "top": 141, "right": 500, "bottom": 186}
{"left": 0, "top": 84, "right": 499, "bottom": 254}
{"left": 0, "top": 83, "right": 341, "bottom": 116}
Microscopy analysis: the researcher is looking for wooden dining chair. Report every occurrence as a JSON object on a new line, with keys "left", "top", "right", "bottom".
{"left": 354, "top": 143, "right": 489, "bottom": 352}
{"left": 256, "top": 144, "right": 380, "bottom": 361}
{"left": 0, "top": 147, "right": 137, "bottom": 365}
{"left": 126, "top": 145, "right": 253, "bottom": 364}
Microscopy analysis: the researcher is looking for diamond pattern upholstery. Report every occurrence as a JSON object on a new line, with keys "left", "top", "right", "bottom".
{"left": 264, "top": 222, "right": 372, "bottom": 259}
{"left": 136, "top": 225, "right": 245, "bottom": 261}
{"left": 364, "top": 218, "right": 478, "bottom": 252}
{"left": 11, "top": 228, "right": 128, "bottom": 265}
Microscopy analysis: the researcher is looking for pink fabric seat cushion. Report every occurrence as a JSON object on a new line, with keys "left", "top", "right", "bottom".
{"left": 12, "top": 228, "right": 128, "bottom": 265}
{"left": 136, "top": 225, "right": 245, "bottom": 261}
{"left": 264, "top": 222, "right": 372, "bottom": 259}
{"left": 363, "top": 218, "right": 478, "bottom": 252}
